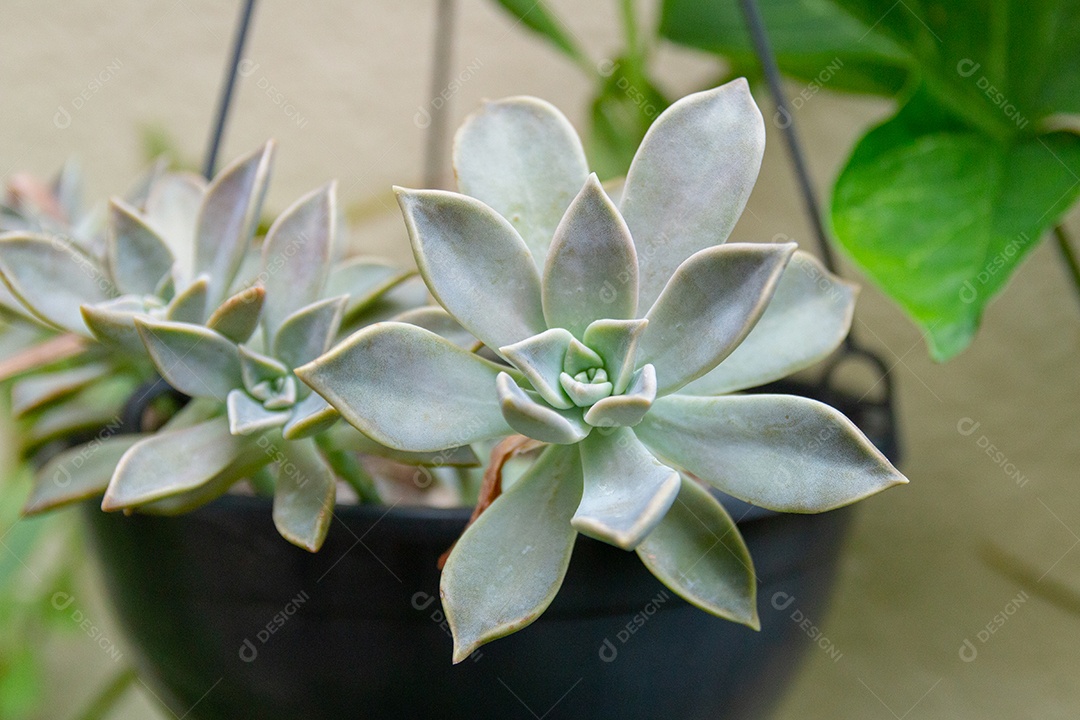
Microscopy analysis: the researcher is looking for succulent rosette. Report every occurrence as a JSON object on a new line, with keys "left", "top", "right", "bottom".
{"left": 299, "top": 79, "right": 908, "bottom": 660}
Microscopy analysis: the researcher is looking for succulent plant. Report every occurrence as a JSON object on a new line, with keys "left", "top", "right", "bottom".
{"left": 299, "top": 79, "right": 909, "bottom": 660}
{"left": 90, "top": 182, "right": 467, "bottom": 551}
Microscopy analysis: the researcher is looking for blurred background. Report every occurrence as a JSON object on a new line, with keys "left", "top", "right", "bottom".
{"left": 0, "top": 0, "right": 1078, "bottom": 717}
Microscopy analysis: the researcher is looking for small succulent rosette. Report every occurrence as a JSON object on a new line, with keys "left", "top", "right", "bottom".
{"left": 12, "top": 149, "right": 430, "bottom": 551}
{"left": 300, "top": 79, "right": 908, "bottom": 661}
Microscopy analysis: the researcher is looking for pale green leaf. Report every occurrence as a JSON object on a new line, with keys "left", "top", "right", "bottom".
{"left": 195, "top": 142, "right": 274, "bottom": 307}
{"left": 543, "top": 174, "right": 638, "bottom": 335}
{"left": 453, "top": 95, "right": 589, "bottom": 266}
{"left": 573, "top": 426, "right": 679, "bottom": 549}
{"left": 23, "top": 435, "right": 143, "bottom": 515}
{"left": 396, "top": 187, "right": 547, "bottom": 352}
{"left": 496, "top": 371, "right": 590, "bottom": 444}
{"left": 442, "top": 444, "right": 582, "bottom": 662}
{"left": 620, "top": 80, "right": 766, "bottom": 309}
{"left": 638, "top": 243, "right": 795, "bottom": 394}
{"left": 637, "top": 394, "right": 907, "bottom": 513}
{"left": 261, "top": 183, "right": 335, "bottom": 338}
{"left": 137, "top": 318, "right": 242, "bottom": 399}
{"left": 637, "top": 475, "right": 758, "bottom": 627}
{"left": 297, "top": 322, "right": 511, "bottom": 452}
{"left": 272, "top": 438, "right": 336, "bottom": 552}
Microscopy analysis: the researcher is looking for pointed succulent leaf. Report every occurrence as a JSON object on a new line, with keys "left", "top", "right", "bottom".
{"left": 637, "top": 476, "right": 758, "bottom": 628}
{"left": 0, "top": 234, "right": 115, "bottom": 334}
{"left": 542, "top": 174, "right": 638, "bottom": 335}
{"left": 582, "top": 318, "right": 647, "bottom": 395}
{"left": 639, "top": 243, "right": 795, "bottom": 395}
{"left": 166, "top": 275, "right": 210, "bottom": 323}
{"left": 681, "top": 251, "right": 857, "bottom": 396}
{"left": 583, "top": 364, "right": 656, "bottom": 428}
{"left": 81, "top": 297, "right": 149, "bottom": 354}
{"left": 558, "top": 372, "right": 613, "bottom": 407}
{"left": 272, "top": 296, "right": 346, "bottom": 371}
{"left": 452, "top": 96, "right": 589, "bottom": 267}
{"left": 145, "top": 171, "right": 205, "bottom": 277}
{"left": 620, "top": 80, "right": 766, "bottom": 309}
{"left": 393, "top": 306, "right": 478, "bottom": 350}
{"left": 496, "top": 372, "right": 591, "bottom": 444}
{"left": 272, "top": 438, "right": 336, "bottom": 552}
{"left": 227, "top": 389, "right": 290, "bottom": 435}
{"left": 327, "top": 257, "right": 415, "bottom": 323}
{"left": 573, "top": 426, "right": 680, "bottom": 550}
{"left": 137, "top": 318, "right": 242, "bottom": 399}
{"left": 343, "top": 276, "right": 428, "bottom": 331}
{"left": 106, "top": 199, "right": 175, "bottom": 296}
{"left": 324, "top": 423, "right": 480, "bottom": 467}
{"left": 132, "top": 437, "right": 270, "bottom": 516}
{"left": 25, "top": 377, "right": 133, "bottom": 446}
{"left": 23, "top": 435, "right": 143, "bottom": 515}
{"left": 11, "top": 362, "right": 110, "bottom": 417}
{"left": 499, "top": 328, "right": 574, "bottom": 409}
{"left": 637, "top": 394, "right": 908, "bottom": 513}
{"left": 261, "top": 183, "right": 335, "bottom": 337}
{"left": 297, "top": 322, "right": 512, "bottom": 452}
{"left": 195, "top": 142, "right": 274, "bottom": 306}
{"left": 441, "top": 444, "right": 583, "bottom": 662}
{"left": 238, "top": 344, "right": 288, "bottom": 390}
{"left": 563, "top": 338, "right": 604, "bottom": 375}
{"left": 207, "top": 285, "right": 265, "bottom": 343}
{"left": 102, "top": 417, "right": 248, "bottom": 509}
{"left": 396, "top": 187, "right": 546, "bottom": 351}
{"left": 282, "top": 391, "right": 339, "bottom": 441}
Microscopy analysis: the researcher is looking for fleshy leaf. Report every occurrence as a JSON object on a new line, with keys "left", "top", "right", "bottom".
{"left": 396, "top": 187, "right": 547, "bottom": 352}
{"left": 238, "top": 346, "right": 289, "bottom": 397}
{"left": 137, "top": 318, "right": 243, "bottom": 399}
{"left": 166, "top": 275, "right": 210, "bottom": 323}
{"left": 194, "top": 142, "right": 274, "bottom": 307}
{"left": 573, "top": 426, "right": 680, "bottom": 550}
{"left": 130, "top": 436, "right": 270, "bottom": 516}
{"left": 327, "top": 258, "right": 415, "bottom": 324}
{"left": 261, "top": 183, "right": 335, "bottom": 338}
{"left": 81, "top": 297, "right": 150, "bottom": 354}
{"left": 393, "top": 306, "right": 478, "bottom": 350}
{"left": 500, "top": 328, "right": 574, "bottom": 409}
{"left": 11, "top": 362, "right": 110, "bottom": 417}
{"left": 637, "top": 394, "right": 907, "bottom": 513}
{"left": 620, "top": 80, "right": 766, "bottom": 309}
{"left": 207, "top": 286, "right": 265, "bottom": 344}
{"left": 324, "top": 423, "right": 480, "bottom": 467}
{"left": 282, "top": 391, "right": 339, "bottom": 441}
{"left": 271, "top": 438, "right": 336, "bottom": 552}
{"left": 227, "top": 389, "right": 289, "bottom": 435}
{"left": 582, "top": 318, "right": 647, "bottom": 395}
{"left": 144, "top": 172, "right": 204, "bottom": 278}
{"left": 0, "top": 234, "right": 115, "bottom": 334}
{"left": 23, "top": 435, "right": 142, "bottom": 515}
{"left": 496, "top": 372, "right": 590, "bottom": 444}
{"left": 106, "top": 199, "right": 175, "bottom": 296}
{"left": 441, "top": 444, "right": 582, "bottom": 662}
{"left": 297, "top": 322, "right": 512, "bottom": 452}
{"left": 637, "top": 476, "right": 758, "bottom": 628}
{"left": 272, "top": 296, "right": 346, "bottom": 371}
{"left": 452, "top": 96, "right": 589, "bottom": 266}
{"left": 638, "top": 243, "right": 795, "bottom": 395}
{"left": 542, "top": 174, "right": 638, "bottom": 335}
{"left": 583, "top": 364, "right": 656, "bottom": 428}
{"left": 558, "top": 372, "right": 613, "bottom": 407}
{"left": 681, "top": 251, "right": 856, "bottom": 396}
{"left": 102, "top": 417, "right": 248, "bottom": 509}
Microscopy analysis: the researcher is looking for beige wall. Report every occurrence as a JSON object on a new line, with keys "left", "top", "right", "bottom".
{"left": 2, "top": 1, "right": 1078, "bottom": 717}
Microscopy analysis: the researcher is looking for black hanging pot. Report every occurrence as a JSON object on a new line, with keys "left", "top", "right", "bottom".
{"left": 83, "top": 365, "right": 899, "bottom": 720}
